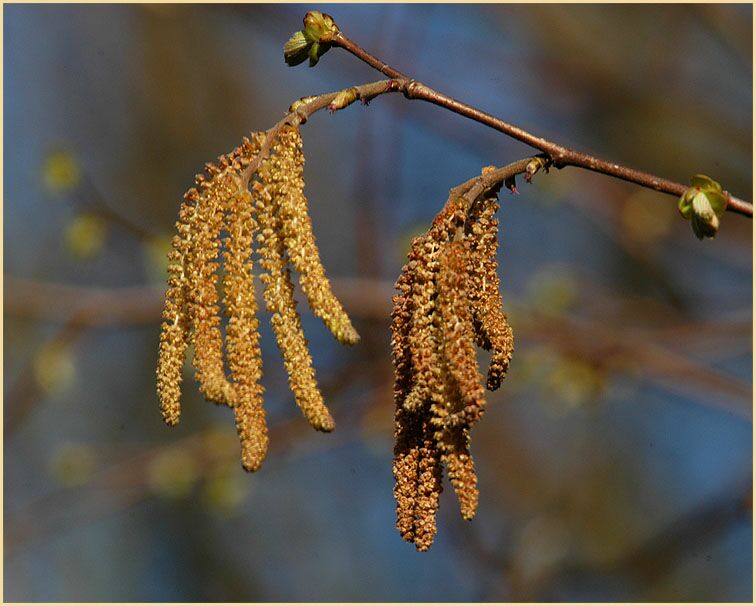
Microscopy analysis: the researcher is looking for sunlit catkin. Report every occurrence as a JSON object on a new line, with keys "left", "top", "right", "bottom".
{"left": 156, "top": 191, "right": 196, "bottom": 426}
{"left": 273, "top": 128, "right": 360, "bottom": 346}
{"left": 255, "top": 157, "right": 335, "bottom": 432}
{"left": 437, "top": 240, "right": 486, "bottom": 425}
{"left": 157, "top": 126, "right": 358, "bottom": 470}
{"left": 224, "top": 188, "right": 267, "bottom": 471}
{"left": 188, "top": 171, "right": 239, "bottom": 406}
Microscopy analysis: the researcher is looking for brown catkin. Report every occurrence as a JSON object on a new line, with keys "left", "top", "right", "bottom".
{"left": 390, "top": 177, "right": 515, "bottom": 550}
{"left": 437, "top": 426, "right": 479, "bottom": 521}
{"left": 390, "top": 263, "right": 415, "bottom": 408}
{"left": 437, "top": 240, "right": 486, "bottom": 425}
{"left": 393, "top": 407, "right": 423, "bottom": 541}
{"left": 274, "top": 127, "right": 360, "bottom": 345}
{"left": 467, "top": 196, "right": 514, "bottom": 390}
{"left": 412, "top": 418, "right": 444, "bottom": 552}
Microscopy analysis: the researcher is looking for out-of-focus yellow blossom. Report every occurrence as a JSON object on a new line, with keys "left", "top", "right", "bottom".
{"left": 527, "top": 266, "right": 578, "bottom": 317}
{"left": 201, "top": 469, "right": 250, "bottom": 514}
{"left": 43, "top": 149, "right": 81, "bottom": 193}
{"left": 147, "top": 446, "right": 199, "bottom": 500}
{"left": 63, "top": 212, "right": 107, "bottom": 260}
{"left": 34, "top": 342, "right": 76, "bottom": 394}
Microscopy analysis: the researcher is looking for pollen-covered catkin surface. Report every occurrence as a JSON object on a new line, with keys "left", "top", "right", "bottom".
{"left": 157, "top": 126, "right": 358, "bottom": 470}
{"left": 254, "top": 172, "right": 335, "bottom": 432}
{"left": 391, "top": 179, "right": 514, "bottom": 551}
{"left": 224, "top": 188, "right": 268, "bottom": 472}
{"left": 273, "top": 127, "right": 360, "bottom": 346}
{"left": 189, "top": 171, "right": 239, "bottom": 407}
{"left": 156, "top": 195, "right": 196, "bottom": 426}
{"left": 466, "top": 195, "right": 514, "bottom": 390}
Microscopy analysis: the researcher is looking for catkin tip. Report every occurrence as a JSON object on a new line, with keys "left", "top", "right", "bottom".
{"left": 314, "top": 416, "right": 336, "bottom": 432}
{"left": 162, "top": 412, "right": 180, "bottom": 427}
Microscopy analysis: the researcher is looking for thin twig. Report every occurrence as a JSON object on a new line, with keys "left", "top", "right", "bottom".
{"left": 330, "top": 31, "right": 753, "bottom": 217}
{"left": 240, "top": 78, "right": 404, "bottom": 186}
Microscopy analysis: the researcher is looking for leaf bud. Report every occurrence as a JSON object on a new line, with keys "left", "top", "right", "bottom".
{"left": 328, "top": 87, "right": 359, "bottom": 112}
{"left": 288, "top": 96, "right": 318, "bottom": 114}
{"left": 678, "top": 174, "right": 727, "bottom": 239}
{"left": 525, "top": 156, "right": 549, "bottom": 183}
{"left": 303, "top": 11, "right": 339, "bottom": 44}
{"left": 284, "top": 12, "right": 339, "bottom": 68}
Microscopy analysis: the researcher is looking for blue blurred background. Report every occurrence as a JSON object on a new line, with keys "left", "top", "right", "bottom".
{"left": 4, "top": 4, "right": 752, "bottom": 601}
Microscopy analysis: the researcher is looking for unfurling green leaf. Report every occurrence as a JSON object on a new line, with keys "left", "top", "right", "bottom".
{"left": 308, "top": 42, "right": 322, "bottom": 67}
{"left": 284, "top": 31, "right": 310, "bottom": 66}
{"left": 284, "top": 11, "right": 340, "bottom": 68}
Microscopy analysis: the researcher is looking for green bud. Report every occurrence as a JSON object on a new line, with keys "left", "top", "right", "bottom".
{"left": 284, "top": 12, "right": 339, "bottom": 68}
{"left": 690, "top": 174, "right": 722, "bottom": 192}
{"left": 303, "top": 11, "right": 339, "bottom": 44}
{"left": 524, "top": 156, "right": 549, "bottom": 183}
{"left": 284, "top": 31, "right": 310, "bottom": 66}
{"left": 678, "top": 174, "right": 727, "bottom": 239}
{"left": 288, "top": 96, "right": 318, "bottom": 114}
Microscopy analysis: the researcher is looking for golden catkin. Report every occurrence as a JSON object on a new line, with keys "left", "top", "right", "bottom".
{"left": 405, "top": 236, "right": 440, "bottom": 413}
{"left": 224, "top": 188, "right": 268, "bottom": 471}
{"left": 187, "top": 170, "right": 239, "bottom": 406}
{"left": 273, "top": 127, "right": 360, "bottom": 345}
{"left": 254, "top": 171, "right": 335, "bottom": 432}
{"left": 158, "top": 127, "right": 358, "bottom": 471}
{"left": 156, "top": 191, "right": 197, "bottom": 426}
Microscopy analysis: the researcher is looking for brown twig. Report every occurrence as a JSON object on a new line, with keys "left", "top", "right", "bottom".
{"left": 240, "top": 78, "right": 404, "bottom": 186}
{"left": 330, "top": 31, "right": 753, "bottom": 217}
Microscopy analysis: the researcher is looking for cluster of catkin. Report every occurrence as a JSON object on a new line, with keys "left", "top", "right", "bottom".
{"left": 157, "top": 126, "right": 359, "bottom": 472}
{"left": 391, "top": 180, "right": 514, "bottom": 551}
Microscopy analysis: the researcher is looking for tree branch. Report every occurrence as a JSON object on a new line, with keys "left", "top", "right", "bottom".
{"left": 240, "top": 78, "right": 404, "bottom": 186}
{"left": 330, "top": 31, "right": 753, "bottom": 218}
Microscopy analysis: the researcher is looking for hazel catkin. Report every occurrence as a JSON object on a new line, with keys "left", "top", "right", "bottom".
{"left": 157, "top": 126, "right": 358, "bottom": 471}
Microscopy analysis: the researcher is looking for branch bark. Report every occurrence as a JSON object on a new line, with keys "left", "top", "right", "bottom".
{"left": 330, "top": 31, "right": 753, "bottom": 218}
